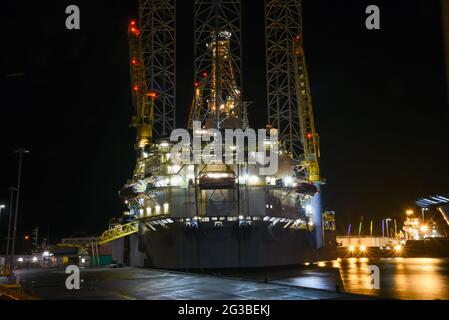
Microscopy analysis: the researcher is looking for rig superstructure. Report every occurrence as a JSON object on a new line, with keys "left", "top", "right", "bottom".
{"left": 116, "top": 0, "right": 336, "bottom": 269}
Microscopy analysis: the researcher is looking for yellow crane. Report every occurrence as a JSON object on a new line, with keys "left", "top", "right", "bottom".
{"left": 128, "top": 20, "right": 155, "bottom": 150}
{"left": 53, "top": 22, "right": 151, "bottom": 259}
{"left": 293, "top": 34, "right": 321, "bottom": 184}
{"left": 69, "top": 21, "right": 152, "bottom": 250}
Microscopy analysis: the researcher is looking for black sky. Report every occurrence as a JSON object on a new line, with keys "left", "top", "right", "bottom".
{"left": 1, "top": 0, "right": 448, "bottom": 245}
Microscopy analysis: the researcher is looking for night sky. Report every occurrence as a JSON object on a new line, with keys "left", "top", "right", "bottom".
{"left": 1, "top": 0, "right": 448, "bottom": 246}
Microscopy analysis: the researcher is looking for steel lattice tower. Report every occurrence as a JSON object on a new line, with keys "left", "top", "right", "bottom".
{"left": 193, "top": 0, "right": 243, "bottom": 125}
{"left": 265, "top": 0, "right": 302, "bottom": 160}
{"left": 266, "top": 0, "right": 324, "bottom": 248}
{"left": 139, "top": 0, "right": 176, "bottom": 137}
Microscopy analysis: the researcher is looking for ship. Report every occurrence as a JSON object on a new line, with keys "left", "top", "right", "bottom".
{"left": 337, "top": 195, "right": 449, "bottom": 258}
{"left": 118, "top": 1, "right": 337, "bottom": 269}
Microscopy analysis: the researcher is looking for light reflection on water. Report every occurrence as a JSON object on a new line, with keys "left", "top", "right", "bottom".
{"left": 337, "top": 258, "right": 449, "bottom": 300}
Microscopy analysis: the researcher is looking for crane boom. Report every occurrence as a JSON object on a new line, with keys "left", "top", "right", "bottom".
{"left": 128, "top": 20, "right": 154, "bottom": 150}
{"left": 293, "top": 35, "right": 321, "bottom": 183}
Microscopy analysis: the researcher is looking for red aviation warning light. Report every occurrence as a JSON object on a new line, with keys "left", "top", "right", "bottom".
{"left": 129, "top": 20, "right": 140, "bottom": 36}
{"left": 127, "top": 17, "right": 154, "bottom": 146}
{"left": 294, "top": 34, "right": 304, "bottom": 57}
{"left": 306, "top": 132, "right": 313, "bottom": 140}
{"left": 131, "top": 27, "right": 140, "bottom": 36}
{"left": 202, "top": 72, "right": 208, "bottom": 78}
{"left": 194, "top": 81, "right": 201, "bottom": 87}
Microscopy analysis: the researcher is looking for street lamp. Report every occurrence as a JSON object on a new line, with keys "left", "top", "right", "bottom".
{"left": 406, "top": 209, "right": 414, "bottom": 216}
{"left": 11, "top": 148, "right": 29, "bottom": 270}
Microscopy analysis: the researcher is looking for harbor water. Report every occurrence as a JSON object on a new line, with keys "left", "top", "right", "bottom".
{"left": 218, "top": 258, "right": 449, "bottom": 300}
{"left": 336, "top": 257, "right": 449, "bottom": 300}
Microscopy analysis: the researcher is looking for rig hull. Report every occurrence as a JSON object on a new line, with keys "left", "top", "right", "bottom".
{"left": 139, "top": 222, "right": 336, "bottom": 269}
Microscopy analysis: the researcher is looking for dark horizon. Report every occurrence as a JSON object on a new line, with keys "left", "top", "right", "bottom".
{"left": 1, "top": 0, "right": 448, "bottom": 245}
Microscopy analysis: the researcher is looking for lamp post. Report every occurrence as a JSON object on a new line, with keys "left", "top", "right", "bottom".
{"left": 6, "top": 187, "right": 17, "bottom": 270}
{"left": 11, "top": 148, "right": 29, "bottom": 270}
{"left": 0, "top": 204, "right": 5, "bottom": 263}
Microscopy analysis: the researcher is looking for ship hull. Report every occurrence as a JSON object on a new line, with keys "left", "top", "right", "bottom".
{"left": 139, "top": 222, "right": 336, "bottom": 269}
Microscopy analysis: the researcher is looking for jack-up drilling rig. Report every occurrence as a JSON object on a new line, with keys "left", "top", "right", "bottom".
{"left": 111, "top": 0, "right": 336, "bottom": 269}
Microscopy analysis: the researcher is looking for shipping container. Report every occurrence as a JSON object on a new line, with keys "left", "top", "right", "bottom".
{"left": 90, "top": 255, "right": 112, "bottom": 266}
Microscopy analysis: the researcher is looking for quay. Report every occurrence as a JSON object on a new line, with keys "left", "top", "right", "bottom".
{"left": 7, "top": 267, "right": 369, "bottom": 300}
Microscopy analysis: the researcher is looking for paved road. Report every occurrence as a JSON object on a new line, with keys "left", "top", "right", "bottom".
{"left": 14, "top": 267, "right": 363, "bottom": 300}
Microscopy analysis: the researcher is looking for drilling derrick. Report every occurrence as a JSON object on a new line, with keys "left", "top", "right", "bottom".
{"left": 209, "top": 31, "right": 241, "bottom": 120}
{"left": 139, "top": 0, "right": 176, "bottom": 137}
{"left": 193, "top": 0, "right": 243, "bottom": 129}
{"left": 190, "top": 0, "right": 245, "bottom": 222}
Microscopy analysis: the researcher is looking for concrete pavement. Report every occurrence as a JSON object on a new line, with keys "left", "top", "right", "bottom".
{"left": 14, "top": 267, "right": 365, "bottom": 300}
